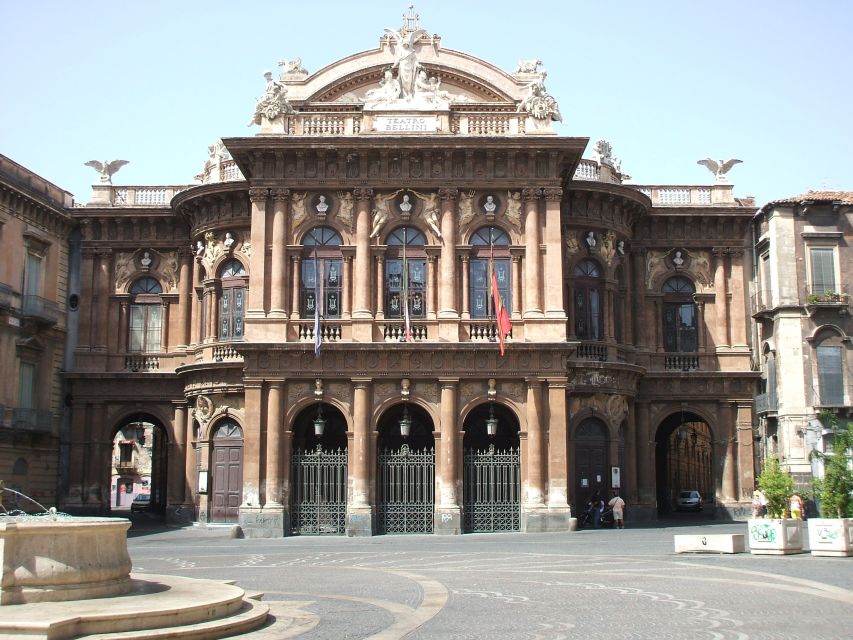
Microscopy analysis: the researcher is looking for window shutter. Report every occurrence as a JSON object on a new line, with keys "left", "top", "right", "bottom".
{"left": 817, "top": 345, "right": 844, "bottom": 405}
{"left": 810, "top": 248, "right": 836, "bottom": 293}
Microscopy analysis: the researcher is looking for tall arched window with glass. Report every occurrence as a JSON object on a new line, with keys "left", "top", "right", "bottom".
{"left": 385, "top": 226, "right": 427, "bottom": 320}
{"left": 129, "top": 277, "right": 162, "bottom": 353}
{"left": 301, "top": 227, "right": 343, "bottom": 319}
{"left": 574, "top": 259, "right": 602, "bottom": 340}
{"left": 470, "top": 227, "right": 511, "bottom": 319}
{"left": 218, "top": 259, "right": 247, "bottom": 341}
{"left": 662, "top": 276, "right": 697, "bottom": 352}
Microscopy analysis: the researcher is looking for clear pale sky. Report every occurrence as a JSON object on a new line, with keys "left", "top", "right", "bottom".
{"left": 2, "top": 1, "right": 850, "bottom": 206}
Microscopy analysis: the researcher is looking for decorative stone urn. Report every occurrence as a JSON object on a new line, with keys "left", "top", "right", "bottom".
{"left": 747, "top": 518, "right": 804, "bottom": 555}
{"left": 0, "top": 517, "right": 132, "bottom": 604}
{"left": 807, "top": 518, "right": 853, "bottom": 557}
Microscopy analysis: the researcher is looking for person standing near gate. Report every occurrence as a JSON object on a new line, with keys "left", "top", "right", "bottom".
{"left": 609, "top": 490, "right": 626, "bottom": 529}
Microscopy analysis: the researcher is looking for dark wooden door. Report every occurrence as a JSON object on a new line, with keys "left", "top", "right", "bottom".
{"left": 211, "top": 421, "right": 243, "bottom": 523}
{"left": 574, "top": 418, "right": 608, "bottom": 513}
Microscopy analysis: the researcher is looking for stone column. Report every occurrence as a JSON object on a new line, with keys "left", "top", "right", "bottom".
{"left": 510, "top": 252, "right": 522, "bottom": 321}
{"left": 374, "top": 254, "right": 385, "bottom": 320}
{"left": 435, "top": 379, "right": 461, "bottom": 534}
{"left": 270, "top": 189, "right": 289, "bottom": 316}
{"left": 184, "top": 409, "right": 196, "bottom": 512}
{"left": 78, "top": 247, "right": 95, "bottom": 350}
{"left": 460, "top": 256, "right": 470, "bottom": 319}
{"left": 160, "top": 301, "right": 170, "bottom": 351}
{"left": 352, "top": 189, "right": 373, "bottom": 320}
{"left": 721, "top": 402, "right": 737, "bottom": 502}
{"left": 177, "top": 249, "right": 192, "bottom": 348}
{"left": 713, "top": 248, "right": 729, "bottom": 348}
{"left": 736, "top": 402, "right": 755, "bottom": 499}
{"left": 427, "top": 253, "right": 438, "bottom": 320}
{"left": 546, "top": 378, "right": 571, "bottom": 528}
{"left": 247, "top": 188, "right": 268, "bottom": 316}
{"left": 542, "top": 188, "right": 565, "bottom": 318}
{"left": 523, "top": 188, "right": 542, "bottom": 318}
{"left": 191, "top": 259, "right": 202, "bottom": 345}
{"left": 342, "top": 253, "right": 353, "bottom": 320}
{"left": 524, "top": 378, "right": 546, "bottom": 529}
{"left": 729, "top": 249, "right": 748, "bottom": 349}
{"left": 166, "top": 402, "right": 191, "bottom": 524}
{"left": 238, "top": 382, "right": 265, "bottom": 536}
{"left": 624, "top": 401, "right": 638, "bottom": 505}
{"left": 437, "top": 188, "right": 458, "bottom": 318}
{"left": 290, "top": 255, "right": 301, "bottom": 321}
{"left": 636, "top": 401, "right": 653, "bottom": 505}
{"left": 262, "top": 381, "right": 286, "bottom": 536}
{"left": 347, "top": 379, "right": 373, "bottom": 536}
{"left": 93, "top": 250, "right": 111, "bottom": 350}
{"left": 118, "top": 302, "right": 129, "bottom": 353}
{"left": 696, "top": 300, "right": 707, "bottom": 352}
{"left": 632, "top": 251, "right": 647, "bottom": 349}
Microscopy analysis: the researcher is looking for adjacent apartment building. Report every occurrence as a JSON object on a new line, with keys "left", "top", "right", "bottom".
{"left": 752, "top": 191, "right": 852, "bottom": 484}
{"left": 0, "top": 155, "right": 74, "bottom": 510}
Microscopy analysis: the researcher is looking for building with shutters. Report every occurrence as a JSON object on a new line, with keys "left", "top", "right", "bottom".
{"left": 58, "top": 10, "right": 761, "bottom": 536}
{"left": 751, "top": 191, "right": 852, "bottom": 485}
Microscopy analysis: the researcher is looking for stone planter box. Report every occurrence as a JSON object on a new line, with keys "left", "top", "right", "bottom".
{"left": 747, "top": 518, "right": 804, "bottom": 555}
{"left": 0, "top": 517, "right": 132, "bottom": 604}
{"left": 807, "top": 518, "right": 853, "bottom": 557}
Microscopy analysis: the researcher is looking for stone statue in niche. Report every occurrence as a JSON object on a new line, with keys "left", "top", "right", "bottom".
{"left": 617, "top": 240, "right": 626, "bottom": 256}
{"left": 224, "top": 233, "right": 235, "bottom": 251}
{"left": 399, "top": 194, "right": 413, "bottom": 218}
{"left": 195, "top": 240, "right": 204, "bottom": 257}
{"left": 672, "top": 250, "right": 685, "bottom": 267}
{"left": 140, "top": 251, "right": 152, "bottom": 269}
{"left": 585, "top": 231, "right": 597, "bottom": 249}
{"left": 483, "top": 195, "right": 497, "bottom": 215}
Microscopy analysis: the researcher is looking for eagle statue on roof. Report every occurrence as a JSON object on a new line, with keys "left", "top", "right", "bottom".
{"left": 85, "top": 159, "right": 129, "bottom": 184}
{"left": 697, "top": 158, "right": 742, "bottom": 182}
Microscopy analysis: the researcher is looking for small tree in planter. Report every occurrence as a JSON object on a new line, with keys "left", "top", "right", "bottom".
{"left": 812, "top": 412, "right": 853, "bottom": 518}
{"left": 808, "top": 412, "right": 853, "bottom": 556}
{"left": 749, "top": 456, "right": 802, "bottom": 554}
{"left": 757, "top": 456, "right": 794, "bottom": 518}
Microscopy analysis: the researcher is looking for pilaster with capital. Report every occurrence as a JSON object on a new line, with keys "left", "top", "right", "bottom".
{"left": 78, "top": 247, "right": 96, "bottom": 350}
{"left": 247, "top": 188, "right": 269, "bottom": 315}
{"left": 265, "top": 382, "right": 284, "bottom": 506}
{"left": 522, "top": 188, "right": 543, "bottom": 317}
{"left": 270, "top": 189, "right": 290, "bottom": 316}
{"left": 438, "top": 188, "right": 459, "bottom": 318}
{"left": 93, "top": 249, "right": 112, "bottom": 350}
{"left": 542, "top": 187, "right": 565, "bottom": 318}
{"left": 177, "top": 248, "right": 193, "bottom": 348}
{"left": 720, "top": 402, "right": 737, "bottom": 502}
{"left": 636, "top": 401, "right": 653, "bottom": 504}
{"left": 546, "top": 378, "right": 569, "bottom": 509}
{"left": 728, "top": 248, "right": 748, "bottom": 348}
{"left": 167, "top": 403, "right": 189, "bottom": 506}
{"left": 352, "top": 189, "right": 373, "bottom": 319}
{"left": 712, "top": 247, "right": 730, "bottom": 348}
{"left": 525, "top": 377, "right": 545, "bottom": 507}
{"left": 290, "top": 255, "right": 302, "bottom": 321}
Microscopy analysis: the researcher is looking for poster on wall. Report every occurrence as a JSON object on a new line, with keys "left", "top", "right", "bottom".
{"left": 198, "top": 470, "right": 208, "bottom": 494}
{"left": 611, "top": 466, "right": 621, "bottom": 489}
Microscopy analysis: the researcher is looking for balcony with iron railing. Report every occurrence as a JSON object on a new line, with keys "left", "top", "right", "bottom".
{"left": 805, "top": 283, "right": 850, "bottom": 308}
{"left": 755, "top": 392, "right": 778, "bottom": 415}
{"left": 21, "top": 295, "right": 62, "bottom": 325}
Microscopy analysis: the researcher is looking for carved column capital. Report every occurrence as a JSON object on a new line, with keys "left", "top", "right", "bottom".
{"left": 438, "top": 187, "right": 459, "bottom": 201}
{"left": 271, "top": 188, "right": 291, "bottom": 202}
{"left": 712, "top": 246, "right": 727, "bottom": 257}
{"left": 353, "top": 187, "right": 374, "bottom": 202}
{"left": 543, "top": 187, "right": 563, "bottom": 202}
{"left": 522, "top": 187, "right": 543, "bottom": 202}
{"left": 248, "top": 188, "right": 268, "bottom": 203}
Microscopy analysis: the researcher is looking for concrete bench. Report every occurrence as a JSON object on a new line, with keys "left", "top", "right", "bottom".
{"left": 674, "top": 533, "right": 746, "bottom": 554}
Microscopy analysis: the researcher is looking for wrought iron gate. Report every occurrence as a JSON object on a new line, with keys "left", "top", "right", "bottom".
{"left": 377, "top": 444, "right": 434, "bottom": 534}
{"left": 463, "top": 444, "right": 520, "bottom": 532}
{"left": 290, "top": 446, "right": 347, "bottom": 535}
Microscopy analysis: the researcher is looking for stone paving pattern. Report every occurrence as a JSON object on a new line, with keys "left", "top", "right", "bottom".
{"left": 127, "top": 519, "right": 853, "bottom": 639}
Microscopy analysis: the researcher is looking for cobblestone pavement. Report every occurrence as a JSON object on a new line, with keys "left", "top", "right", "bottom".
{"left": 127, "top": 520, "right": 853, "bottom": 639}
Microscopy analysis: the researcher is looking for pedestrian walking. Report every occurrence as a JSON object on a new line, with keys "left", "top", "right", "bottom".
{"left": 590, "top": 493, "right": 604, "bottom": 528}
{"left": 789, "top": 493, "right": 804, "bottom": 520}
{"left": 608, "top": 490, "right": 626, "bottom": 529}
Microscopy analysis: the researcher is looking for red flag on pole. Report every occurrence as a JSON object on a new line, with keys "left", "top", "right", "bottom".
{"left": 490, "top": 258, "right": 512, "bottom": 356}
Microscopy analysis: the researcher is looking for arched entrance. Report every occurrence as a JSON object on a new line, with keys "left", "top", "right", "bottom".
{"left": 376, "top": 403, "right": 435, "bottom": 534}
{"left": 462, "top": 402, "right": 520, "bottom": 533}
{"left": 655, "top": 411, "right": 714, "bottom": 515}
{"left": 573, "top": 417, "right": 609, "bottom": 514}
{"left": 290, "top": 402, "right": 348, "bottom": 535}
{"left": 210, "top": 419, "right": 243, "bottom": 523}
{"left": 109, "top": 416, "right": 168, "bottom": 516}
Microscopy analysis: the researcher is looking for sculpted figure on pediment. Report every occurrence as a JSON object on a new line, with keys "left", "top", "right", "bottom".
{"left": 248, "top": 71, "right": 294, "bottom": 127}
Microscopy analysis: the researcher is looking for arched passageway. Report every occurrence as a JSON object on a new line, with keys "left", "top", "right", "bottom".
{"left": 290, "top": 402, "right": 348, "bottom": 535}
{"left": 376, "top": 403, "right": 435, "bottom": 534}
{"left": 462, "top": 402, "right": 520, "bottom": 533}
{"left": 655, "top": 412, "right": 714, "bottom": 514}
{"left": 109, "top": 415, "right": 168, "bottom": 517}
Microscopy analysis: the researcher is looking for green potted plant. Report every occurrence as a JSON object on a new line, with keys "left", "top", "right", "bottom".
{"left": 808, "top": 412, "right": 853, "bottom": 556}
{"left": 748, "top": 456, "right": 803, "bottom": 554}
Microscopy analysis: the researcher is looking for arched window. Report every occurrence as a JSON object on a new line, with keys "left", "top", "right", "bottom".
{"left": 815, "top": 331, "right": 845, "bottom": 406}
{"left": 662, "top": 276, "right": 697, "bottom": 352}
{"left": 129, "top": 277, "right": 162, "bottom": 353}
{"left": 470, "top": 226, "right": 511, "bottom": 319}
{"left": 385, "top": 226, "right": 427, "bottom": 319}
{"left": 218, "top": 259, "right": 247, "bottom": 341}
{"left": 574, "top": 259, "right": 602, "bottom": 340}
{"left": 301, "top": 227, "right": 343, "bottom": 319}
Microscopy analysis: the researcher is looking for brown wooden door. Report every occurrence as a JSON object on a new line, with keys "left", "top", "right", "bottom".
{"left": 574, "top": 418, "right": 609, "bottom": 513}
{"left": 211, "top": 421, "right": 243, "bottom": 523}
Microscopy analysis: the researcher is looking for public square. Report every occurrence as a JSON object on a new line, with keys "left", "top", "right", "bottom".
{"left": 126, "top": 516, "right": 853, "bottom": 639}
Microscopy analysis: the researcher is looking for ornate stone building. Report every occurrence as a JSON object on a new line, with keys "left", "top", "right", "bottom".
{"left": 0, "top": 154, "right": 74, "bottom": 510}
{"left": 62, "top": 12, "right": 759, "bottom": 536}
{"left": 752, "top": 191, "right": 852, "bottom": 484}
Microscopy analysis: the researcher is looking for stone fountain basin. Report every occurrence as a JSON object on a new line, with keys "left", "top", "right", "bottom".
{"left": 0, "top": 517, "right": 132, "bottom": 605}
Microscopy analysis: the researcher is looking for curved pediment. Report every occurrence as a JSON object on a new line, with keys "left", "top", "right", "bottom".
{"left": 281, "top": 35, "right": 530, "bottom": 108}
